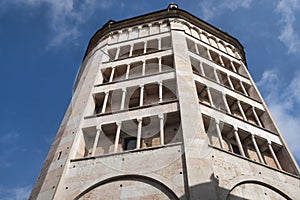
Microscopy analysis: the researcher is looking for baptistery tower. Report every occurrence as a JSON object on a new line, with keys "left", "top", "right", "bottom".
{"left": 30, "top": 4, "right": 300, "bottom": 199}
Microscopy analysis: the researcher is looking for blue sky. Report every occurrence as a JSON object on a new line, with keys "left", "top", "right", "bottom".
{"left": 0, "top": 0, "right": 299, "bottom": 199}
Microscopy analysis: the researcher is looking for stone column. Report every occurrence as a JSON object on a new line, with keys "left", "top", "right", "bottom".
{"left": 91, "top": 125, "right": 102, "bottom": 156}
{"left": 120, "top": 88, "right": 126, "bottom": 110}
{"left": 136, "top": 118, "right": 143, "bottom": 149}
{"left": 223, "top": 93, "right": 231, "bottom": 114}
{"left": 251, "top": 134, "right": 264, "bottom": 164}
{"left": 138, "top": 26, "right": 142, "bottom": 38}
{"left": 268, "top": 141, "right": 282, "bottom": 170}
{"left": 159, "top": 114, "right": 164, "bottom": 145}
{"left": 125, "top": 64, "right": 130, "bottom": 79}
{"left": 148, "top": 24, "right": 152, "bottom": 35}
{"left": 114, "top": 122, "right": 122, "bottom": 153}
{"left": 218, "top": 55, "right": 224, "bottom": 66}
{"left": 237, "top": 100, "right": 247, "bottom": 121}
{"left": 109, "top": 67, "right": 115, "bottom": 82}
{"left": 143, "top": 41, "right": 147, "bottom": 54}
{"left": 194, "top": 43, "right": 199, "bottom": 54}
{"left": 158, "top": 81, "right": 163, "bottom": 102}
{"left": 252, "top": 107, "right": 262, "bottom": 127}
{"left": 158, "top": 57, "right": 162, "bottom": 72}
{"left": 158, "top": 38, "right": 161, "bottom": 50}
{"left": 207, "top": 48, "right": 212, "bottom": 60}
{"left": 213, "top": 68, "right": 220, "bottom": 83}
{"left": 215, "top": 120, "right": 224, "bottom": 149}
{"left": 101, "top": 91, "right": 109, "bottom": 114}
{"left": 158, "top": 22, "right": 162, "bottom": 33}
{"left": 230, "top": 61, "right": 237, "bottom": 72}
{"left": 142, "top": 60, "right": 146, "bottom": 76}
{"left": 129, "top": 44, "right": 133, "bottom": 57}
{"left": 139, "top": 85, "right": 144, "bottom": 107}
{"left": 240, "top": 81, "right": 248, "bottom": 96}
{"left": 206, "top": 87, "right": 214, "bottom": 107}
{"left": 115, "top": 47, "right": 120, "bottom": 60}
{"left": 233, "top": 127, "right": 245, "bottom": 157}
{"left": 227, "top": 75, "right": 235, "bottom": 90}
{"left": 199, "top": 62, "right": 205, "bottom": 76}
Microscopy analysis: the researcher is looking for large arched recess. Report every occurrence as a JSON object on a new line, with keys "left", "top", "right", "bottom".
{"left": 74, "top": 174, "right": 180, "bottom": 200}
{"left": 226, "top": 180, "right": 293, "bottom": 200}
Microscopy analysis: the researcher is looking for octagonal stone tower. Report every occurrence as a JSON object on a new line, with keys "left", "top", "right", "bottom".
{"left": 30, "top": 4, "right": 300, "bottom": 200}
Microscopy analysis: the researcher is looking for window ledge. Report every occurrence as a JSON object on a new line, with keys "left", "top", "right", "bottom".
{"left": 209, "top": 144, "right": 300, "bottom": 179}
{"left": 71, "top": 142, "right": 182, "bottom": 162}
{"left": 84, "top": 99, "right": 179, "bottom": 119}
{"left": 95, "top": 69, "right": 175, "bottom": 87}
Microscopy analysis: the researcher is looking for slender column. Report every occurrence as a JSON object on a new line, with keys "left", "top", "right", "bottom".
{"left": 216, "top": 41, "right": 221, "bottom": 51}
{"left": 158, "top": 57, "right": 162, "bottom": 72}
{"left": 213, "top": 68, "right": 220, "bottom": 83}
{"left": 218, "top": 55, "right": 225, "bottom": 66}
{"left": 125, "top": 64, "right": 130, "bottom": 79}
{"left": 138, "top": 26, "right": 142, "bottom": 37}
{"left": 158, "top": 22, "right": 162, "bottom": 33}
{"left": 114, "top": 122, "right": 122, "bottom": 153}
{"left": 217, "top": 41, "right": 228, "bottom": 54}
{"left": 252, "top": 107, "right": 263, "bottom": 127}
{"left": 215, "top": 120, "right": 224, "bottom": 149}
{"left": 230, "top": 61, "right": 237, "bottom": 72}
{"left": 136, "top": 118, "right": 143, "bottom": 149}
{"left": 158, "top": 38, "right": 161, "bottom": 50}
{"left": 268, "top": 141, "right": 282, "bottom": 170}
{"left": 142, "top": 60, "right": 146, "bottom": 76}
{"left": 227, "top": 75, "right": 235, "bottom": 90}
{"left": 129, "top": 44, "right": 133, "bottom": 57}
{"left": 240, "top": 81, "right": 248, "bottom": 96}
{"left": 143, "top": 41, "right": 147, "bottom": 54}
{"left": 251, "top": 134, "right": 265, "bottom": 164}
{"left": 120, "top": 88, "right": 126, "bottom": 110}
{"left": 207, "top": 48, "right": 212, "bottom": 60}
{"left": 194, "top": 43, "right": 199, "bottom": 54}
{"left": 148, "top": 24, "right": 152, "bottom": 35}
{"left": 158, "top": 81, "right": 163, "bottom": 102}
{"left": 199, "top": 62, "right": 205, "bottom": 76}
{"left": 109, "top": 67, "right": 115, "bottom": 82}
{"left": 206, "top": 87, "right": 214, "bottom": 107}
{"left": 117, "top": 30, "right": 122, "bottom": 42}
{"left": 139, "top": 85, "right": 144, "bottom": 107}
{"left": 237, "top": 100, "right": 247, "bottom": 121}
{"left": 115, "top": 47, "right": 120, "bottom": 60}
{"left": 127, "top": 28, "right": 132, "bottom": 39}
{"left": 159, "top": 114, "right": 164, "bottom": 145}
{"left": 101, "top": 91, "right": 109, "bottom": 113}
{"left": 92, "top": 125, "right": 101, "bottom": 156}
{"left": 233, "top": 127, "right": 245, "bottom": 157}
{"left": 223, "top": 94, "right": 231, "bottom": 114}
{"left": 226, "top": 138, "right": 233, "bottom": 152}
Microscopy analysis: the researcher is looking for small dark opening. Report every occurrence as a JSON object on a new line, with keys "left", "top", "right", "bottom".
{"left": 123, "top": 137, "right": 137, "bottom": 150}
{"left": 94, "top": 103, "right": 101, "bottom": 114}
{"left": 232, "top": 144, "right": 241, "bottom": 155}
{"left": 57, "top": 151, "right": 62, "bottom": 160}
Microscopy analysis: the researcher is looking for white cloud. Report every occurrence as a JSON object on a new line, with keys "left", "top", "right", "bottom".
{"left": 0, "top": 130, "right": 20, "bottom": 143}
{"left": 257, "top": 70, "right": 300, "bottom": 161}
{"left": 3, "top": 0, "right": 113, "bottom": 47}
{"left": 276, "top": 0, "right": 300, "bottom": 54}
{"left": 0, "top": 186, "right": 31, "bottom": 200}
{"left": 199, "top": 0, "right": 253, "bottom": 20}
